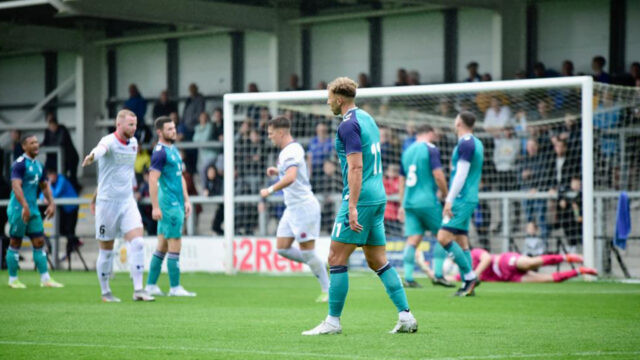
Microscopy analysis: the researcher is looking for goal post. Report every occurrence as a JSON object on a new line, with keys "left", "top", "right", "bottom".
{"left": 223, "top": 76, "right": 595, "bottom": 275}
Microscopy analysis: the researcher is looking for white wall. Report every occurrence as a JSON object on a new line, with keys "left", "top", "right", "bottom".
{"left": 382, "top": 12, "right": 444, "bottom": 85}
{"left": 0, "top": 54, "right": 44, "bottom": 124}
{"left": 116, "top": 41, "right": 167, "bottom": 99}
{"left": 626, "top": 0, "right": 640, "bottom": 68}
{"left": 537, "top": 0, "right": 610, "bottom": 75}
{"left": 311, "top": 20, "right": 369, "bottom": 87}
{"left": 244, "top": 32, "right": 277, "bottom": 92}
{"left": 458, "top": 8, "right": 498, "bottom": 81}
{"left": 178, "top": 35, "right": 231, "bottom": 97}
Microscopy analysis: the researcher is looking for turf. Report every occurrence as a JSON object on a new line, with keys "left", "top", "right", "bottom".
{"left": 0, "top": 272, "right": 639, "bottom": 360}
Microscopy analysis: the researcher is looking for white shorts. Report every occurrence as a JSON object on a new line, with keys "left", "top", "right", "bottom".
{"left": 276, "top": 197, "right": 321, "bottom": 243}
{"left": 95, "top": 197, "right": 143, "bottom": 241}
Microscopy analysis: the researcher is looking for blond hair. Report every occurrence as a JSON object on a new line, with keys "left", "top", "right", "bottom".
{"left": 116, "top": 109, "right": 136, "bottom": 123}
{"left": 328, "top": 77, "right": 358, "bottom": 98}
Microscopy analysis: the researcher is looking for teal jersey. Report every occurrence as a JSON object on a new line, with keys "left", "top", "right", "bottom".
{"left": 335, "top": 107, "right": 386, "bottom": 206}
{"left": 9, "top": 155, "right": 45, "bottom": 210}
{"left": 401, "top": 141, "right": 442, "bottom": 208}
{"left": 450, "top": 134, "right": 484, "bottom": 203}
{"left": 150, "top": 143, "right": 184, "bottom": 210}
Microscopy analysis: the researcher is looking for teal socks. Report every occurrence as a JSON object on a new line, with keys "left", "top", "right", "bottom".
{"left": 147, "top": 251, "right": 165, "bottom": 286}
{"left": 328, "top": 266, "right": 349, "bottom": 317}
{"left": 377, "top": 263, "right": 410, "bottom": 312}
{"left": 167, "top": 252, "right": 180, "bottom": 288}
{"left": 403, "top": 244, "right": 416, "bottom": 282}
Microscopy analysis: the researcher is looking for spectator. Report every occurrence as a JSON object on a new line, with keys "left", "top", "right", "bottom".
{"left": 493, "top": 127, "right": 520, "bottom": 191}
{"left": 42, "top": 168, "right": 80, "bottom": 245}
{"left": 532, "top": 62, "right": 558, "bottom": 78}
{"left": 402, "top": 121, "right": 416, "bottom": 151}
{"left": 124, "top": 84, "right": 151, "bottom": 143}
{"left": 630, "top": 62, "right": 640, "bottom": 82}
{"left": 465, "top": 61, "right": 482, "bottom": 82}
{"left": 193, "top": 111, "right": 215, "bottom": 184}
{"left": 524, "top": 221, "right": 544, "bottom": 256}
{"left": 379, "top": 125, "right": 400, "bottom": 170}
{"left": 182, "top": 83, "right": 205, "bottom": 140}
{"left": 484, "top": 96, "right": 513, "bottom": 136}
{"left": 316, "top": 81, "right": 328, "bottom": 90}
{"left": 170, "top": 112, "right": 185, "bottom": 142}
{"left": 286, "top": 74, "right": 303, "bottom": 91}
{"left": 203, "top": 164, "right": 224, "bottom": 235}
{"left": 124, "top": 84, "right": 148, "bottom": 124}
{"left": 551, "top": 139, "right": 573, "bottom": 191}
{"left": 317, "top": 158, "right": 342, "bottom": 233}
{"left": 10, "top": 130, "right": 23, "bottom": 161}
{"left": 556, "top": 176, "right": 582, "bottom": 253}
{"left": 561, "top": 60, "right": 574, "bottom": 77}
{"left": 395, "top": 68, "right": 408, "bottom": 86}
{"left": 592, "top": 55, "right": 611, "bottom": 83}
{"left": 307, "top": 122, "right": 334, "bottom": 190}
{"left": 358, "top": 73, "right": 370, "bottom": 88}
{"left": 552, "top": 112, "right": 581, "bottom": 162}
{"left": 152, "top": 90, "right": 177, "bottom": 119}
{"left": 520, "top": 138, "right": 552, "bottom": 240}
{"left": 408, "top": 71, "right": 420, "bottom": 85}
{"left": 135, "top": 170, "right": 157, "bottom": 235}
{"left": 247, "top": 82, "right": 259, "bottom": 93}
{"left": 514, "top": 70, "right": 527, "bottom": 79}
{"left": 211, "top": 107, "right": 224, "bottom": 142}
{"left": 383, "top": 164, "right": 402, "bottom": 237}
{"left": 593, "top": 91, "right": 621, "bottom": 188}
{"left": 134, "top": 145, "right": 151, "bottom": 185}
{"left": 42, "top": 112, "right": 80, "bottom": 192}
{"left": 482, "top": 73, "right": 492, "bottom": 81}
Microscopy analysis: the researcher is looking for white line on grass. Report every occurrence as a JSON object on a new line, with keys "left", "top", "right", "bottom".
{"left": 1, "top": 340, "right": 638, "bottom": 359}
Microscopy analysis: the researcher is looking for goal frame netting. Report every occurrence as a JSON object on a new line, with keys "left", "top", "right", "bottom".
{"left": 223, "top": 76, "right": 595, "bottom": 275}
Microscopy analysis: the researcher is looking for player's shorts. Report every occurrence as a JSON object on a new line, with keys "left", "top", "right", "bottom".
{"left": 404, "top": 205, "right": 442, "bottom": 237}
{"left": 95, "top": 197, "right": 143, "bottom": 241}
{"left": 494, "top": 252, "right": 525, "bottom": 282}
{"left": 7, "top": 206, "right": 44, "bottom": 239}
{"left": 157, "top": 206, "right": 185, "bottom": 239}
{"left": 277, "top": 197, "right": 320, "bottom": 243}
{"left": 441, "top": 201, "right": 478, "bottom": 234}
{"left": 331, "top": 202, "right": 386, "bottom": 247}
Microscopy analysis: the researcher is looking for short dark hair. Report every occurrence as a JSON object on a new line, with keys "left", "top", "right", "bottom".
{"left": 154, "top": 116, "right": 173, "bottom": 130}
{"left": 593, "top": 55, "right": 606, "bottom": 67}
{"left": 458, "top": 111, "right": 476, "bottom": 129}
{"left": 267, "top": 116, "right": 291, "bottom": 129}
{"left": 466, "top": 61, "right": 478, "bottom": 69}
{"left": 415, "top": 124, "right": 434, "bottom": 135}
{"left": 21, "top": 134, "right": 36, "bottom": 144}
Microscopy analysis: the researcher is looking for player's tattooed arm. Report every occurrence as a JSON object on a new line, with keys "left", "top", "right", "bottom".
{"left": 11, "top": 179, "right": 30, "bottom": 223}
{"left": 260, "top": 166, "right": 297, "bottom": 197}
{"left": 346, "top": 152, "right": 363, "bottom": 233}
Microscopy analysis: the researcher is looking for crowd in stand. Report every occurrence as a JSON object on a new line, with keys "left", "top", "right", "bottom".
{"left": 0, "top": 54, "right": 638, "bottom": 258}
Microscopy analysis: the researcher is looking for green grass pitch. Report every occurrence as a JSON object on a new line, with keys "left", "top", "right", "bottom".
{"left": 0, "top": 272, "right": 639, "bottom": 359}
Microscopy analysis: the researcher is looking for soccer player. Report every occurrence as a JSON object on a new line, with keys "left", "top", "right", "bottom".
{"left": 144, "top": 116, "right": 196, "bottom": 297}
{"left": 82, "top": 109, "right": 154, "bottom": 302}
{"left": 302, "top": 77, "right": 417, "bottom": 335}
{"left": 6, "top": 135, "right": 62, "bottom": 289}
{"left": 456, "top": 248, "right": 597, "bottom": 283}
{"left": 397, "top": 124, "right": 454, "bottom": 288}
{"left": 437, "top": 111, "right": 483, "bottom": 296}
{"left": 259, "top": 116, "right": 329, "bottom": 302}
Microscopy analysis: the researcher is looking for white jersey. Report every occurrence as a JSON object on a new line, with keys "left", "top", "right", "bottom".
{"left": 277, "top": 142, "right": 314, "bottom": 207}
{"left": 96, "top": 133, "right": 138, "bottom": 201}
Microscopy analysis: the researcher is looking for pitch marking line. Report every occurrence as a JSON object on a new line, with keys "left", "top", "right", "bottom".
{"left": 0, "top": 340, "right": 638, "bottom": 359}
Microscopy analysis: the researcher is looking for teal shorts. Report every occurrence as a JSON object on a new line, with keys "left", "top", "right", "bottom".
{"left": 8, "top": 206, "right": 44, "bottom": 239}
{"left": 331, "top": 202, "right": 386, "bottom": 246}
{"left": 157, "top": 206, "right": 184, "bottom": 239}
{"left": 441, "top": 201, "right": 478, "bottom": 234}
{"left": 404, "top": 205, "right": 442, "bottom": 237}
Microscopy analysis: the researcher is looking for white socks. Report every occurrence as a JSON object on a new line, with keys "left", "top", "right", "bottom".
{"left": 325, "top": 315, "right": 340, "bottom": 327}
{"left": 399, "top": 310, "right": 414, "bottom": 321}
{"left": 463, "top": 271, "right": 477, "bottom": 281}
{"left": 97, "top": 249, "right": 114, "bottom": 295}
{"left": 276, "top": 247, "right": 304, "bottom": 263}
{"left": 301, "top": 250, "right": 329, "bottom": 292}
{"left": 126, "top": 237, "right": 145, "bottom": 291}
{"left": 40, "top": 272, "right": 50, "bottom": 282}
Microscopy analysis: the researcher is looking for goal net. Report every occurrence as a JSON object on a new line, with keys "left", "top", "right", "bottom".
{"left": 223, "top": 77, "right": 640, "bottom": 277}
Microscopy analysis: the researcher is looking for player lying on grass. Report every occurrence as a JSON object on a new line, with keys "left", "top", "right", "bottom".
{"left": 397, "top": 124, "right": 454, "bottom": 288}
{"left": 144, "top": 116, "right": 196, "bottom": 297}
{"left": 6, "top": 134, "right": 62, "bottom": 289}
{"left": 259, "top": 116, "right": 329, "bottom": 302}
{"left": 433, "top": 248, "right": 597, "bottom": 283}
